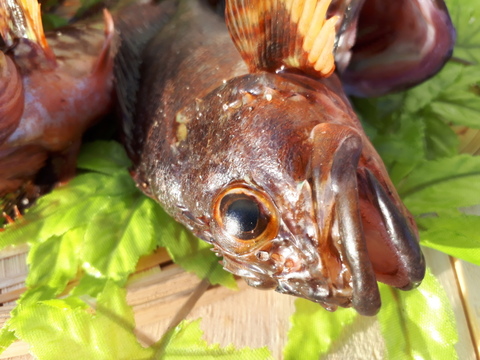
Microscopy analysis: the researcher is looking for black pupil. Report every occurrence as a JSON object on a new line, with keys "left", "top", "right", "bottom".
{"left": 225, "top": 199, "right": 260, "bottom": 234}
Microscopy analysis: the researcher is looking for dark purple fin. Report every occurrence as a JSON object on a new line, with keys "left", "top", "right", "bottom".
{"left": 340, "top": 0, "right": 456, "bottom": 97}
{"left": 225, "top": 0, "right": 339, "bottom": 77}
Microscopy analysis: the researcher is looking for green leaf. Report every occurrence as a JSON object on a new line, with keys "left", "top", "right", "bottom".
{"left": 427, "top": 63, "right": 480, "bottom": 129}
{"left": 82, "top": 194, "right": 157, "bottom": 284}
{"left": 283, "top": 299, "right": 358, "bottom": 360}
{"left": 0, "top": 327, "right": 17, "bottom": 354}
{"left": 8, "top": 283, "right": 156, "bottom": 360}
{"left": 378, "top": 269, "right": 458, "bottom": 360}
{"left": 8, "top": 282, "right": 270, "bottom": 360}
{"left": 26, "top": 228, "right": 82, "bottom": 291}
{"left": 418, "top": 214, "right": 480, "bottom": 266}
{"left": 446, "top": 0, "right": 480, "bottom": 64}
{"left": 153, "top": 205, "right": 237, "bottom": 289}
{"left": 41, "top": 13, "right": 68, "bottom": 31}
{"left": 398, "top": 155, "right": 480, "bottom": 214}
{"left": 156, "top": 319, "right": 272, "bottom": 359}
{"left": 423, "top": 116, "right": 459, "bottom": 159}
{"left": 77, "top": 141, "right": 132, "bottom": 174}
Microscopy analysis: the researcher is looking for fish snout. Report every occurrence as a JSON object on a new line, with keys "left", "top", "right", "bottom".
{"left": 308, "top": 122, "right": 381, "bottom": 315}
{"left": 304, "top": 122, "right": 425, "bottom": 315}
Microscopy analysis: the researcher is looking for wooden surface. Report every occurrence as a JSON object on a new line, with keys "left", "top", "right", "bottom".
{"left": 0, "top": 244, "right": 479, "bottom": 359}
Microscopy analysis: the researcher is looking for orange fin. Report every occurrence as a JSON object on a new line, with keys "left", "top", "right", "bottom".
{"left": 0, "top": 0, "right": 55, "bottom": 62}
{"left": 225, "top": 0, "right": 338, "bottom": 77}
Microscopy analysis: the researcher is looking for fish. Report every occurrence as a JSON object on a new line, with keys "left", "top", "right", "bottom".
{"left": 0, "top": 0, "right": 176, "bottom": 212}
{"left": 115, "top": 0, "right": 455, "bottom": 316}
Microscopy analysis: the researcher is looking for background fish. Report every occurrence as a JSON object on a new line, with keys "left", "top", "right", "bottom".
{"left": 0, "top": 0, "right": 176, "bottom": 212}
{"left": 117, "top": 0, "right": 455, "bottom": 315}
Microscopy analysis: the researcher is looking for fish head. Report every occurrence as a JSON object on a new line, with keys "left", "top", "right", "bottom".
{"left": 154, "top": 72, "right": 424, "bottom": 316}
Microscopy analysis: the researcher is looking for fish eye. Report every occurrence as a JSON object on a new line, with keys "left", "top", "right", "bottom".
{"left": 214, "top": 185, "right": 278, "bottom": 248}
{"left": 221, "top": 195, "right": 266, "bottom": 240}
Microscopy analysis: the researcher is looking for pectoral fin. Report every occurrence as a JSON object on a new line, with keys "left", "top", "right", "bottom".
{"left": 225, "top": 0, "right": 338, "bottom": 77}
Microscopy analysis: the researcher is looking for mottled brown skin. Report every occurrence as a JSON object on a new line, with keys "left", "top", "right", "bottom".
{"left": 125, "top": 0, "right": 454, "bottom": 315}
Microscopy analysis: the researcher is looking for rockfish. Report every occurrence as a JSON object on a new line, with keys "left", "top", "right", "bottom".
{"left": 116, "top": 0, "right": 455, "bottom": 315}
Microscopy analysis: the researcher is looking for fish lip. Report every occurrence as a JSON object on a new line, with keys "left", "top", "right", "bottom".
{"left": 364, "top": 168, "right": 426, "bottom": 288}
{"left": 308, "top": 122, "right": 382, "bottom": 315}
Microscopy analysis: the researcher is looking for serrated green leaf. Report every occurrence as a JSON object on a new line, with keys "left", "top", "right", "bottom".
{"left": 446, "top": 0, "right": 480, "bottom": 64}
{"left": 398, "top": 155, "right": 480, "bottom": 214}
{"left": 8, "top": 282, "right": 270, "bottom": 360}
{"left": 152, "top": 205, "right": 237, "bottom": 289}
{"left": 378, "top": 269, "right": 458, "bottom": 360}
{"left": 418, "top": 214, "right": 480, "bottom": 266}
{"left": 423, "top": 115, "right": 459, "bottom": 159}
{"left": 82, "top": 194, "right": 157, "bottom": 283}
{"left": 0, "top": 172, "right": 134, "bottom": 249}
{"left": 428, "top": 64, "right": 480, "bottom": 129}
{"left": 8, "top": 282, "right": 156, "bottom": 360}
{"left": 283, "top": 299, "right": 357, "bottom": 360}
{"left": 0, "top": 327, "right": 17, "bottom": 354}
{"left": 156, "top": 319, "right": 271, "bottom": 359}
{"left": 77, "top": 141, "right": 131, "bottom": 174}
{"left": 26, "top": 228, "right": 82, "bottom": 290}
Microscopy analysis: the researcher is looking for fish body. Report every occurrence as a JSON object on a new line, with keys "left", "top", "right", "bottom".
{"left": 0, "top": 0, "right": 176, "bottom": 204}
{"left": 119, "top": 0, "right": 454, "bottom": 315}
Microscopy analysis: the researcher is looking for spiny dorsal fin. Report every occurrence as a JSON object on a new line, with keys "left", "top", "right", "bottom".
{"left": 0, "top": 0, "right": 55, "bottom": 62}
{"left": 225, "top": 0, "right": 338, "bottom": 77}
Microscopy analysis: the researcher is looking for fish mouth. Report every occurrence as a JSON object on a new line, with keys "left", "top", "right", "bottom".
{"left": 301, "top": 122, "right": 424, "bottom": 315}
{"left": 220, "top": 122, "right": 424, "bottom": 316}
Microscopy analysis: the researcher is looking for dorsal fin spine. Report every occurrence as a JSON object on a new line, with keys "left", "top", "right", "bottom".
{"left": 226, "top": 0, "right": 338, "bottom": 78}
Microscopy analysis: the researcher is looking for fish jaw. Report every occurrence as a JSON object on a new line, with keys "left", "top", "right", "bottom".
{"left": 143, "top": 72, "right": 424, "bottom": 315}
{"left": 212, "top": 120, "right": 424, "bottom": 316}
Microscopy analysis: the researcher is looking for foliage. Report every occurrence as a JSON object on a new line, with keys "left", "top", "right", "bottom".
{"left": 1, "top": 0, "right": 480, "bottom": 358}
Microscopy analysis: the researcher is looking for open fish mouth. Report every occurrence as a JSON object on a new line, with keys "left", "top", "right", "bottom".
{"left": 295, "top": 123, "right": 423, "bottom": 315}
{"left": 218, "top": 122, "right": 425, "bottom": 316}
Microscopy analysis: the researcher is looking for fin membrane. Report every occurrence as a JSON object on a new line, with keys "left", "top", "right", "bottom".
{"left": 225, "top": 0, "right": 338, "bottom": 77}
